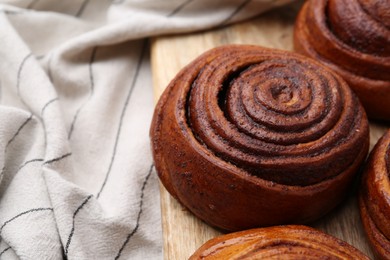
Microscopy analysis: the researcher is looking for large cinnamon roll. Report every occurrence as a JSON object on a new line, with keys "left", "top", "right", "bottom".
{"left": 150, "top": 45, "right": 369, "bottom": 231}
{"left": 360, "top": 130, "right": 390, "bottom": 260}
{"left": 294, "top": 0, "right": 390, "bottom": 121}
{"left": 190, "top": 225, "right": 370, "bottom": 259}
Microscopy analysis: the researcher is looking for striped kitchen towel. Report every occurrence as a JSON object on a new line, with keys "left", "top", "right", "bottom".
{"left": 0, "top": 0, "right": 292, "bottom": 259}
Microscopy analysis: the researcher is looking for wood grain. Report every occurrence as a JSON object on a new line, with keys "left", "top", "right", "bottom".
{"left": 151, "top": 2, "right": 389, "bottom": 259}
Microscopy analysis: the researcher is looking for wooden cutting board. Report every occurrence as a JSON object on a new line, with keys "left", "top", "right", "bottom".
{"left": 151, "top": 2, "right": 388, "bottom": 259}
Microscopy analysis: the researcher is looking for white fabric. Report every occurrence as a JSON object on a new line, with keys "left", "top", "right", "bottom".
{"left": 0, "top": 0, "right": 291, "bottom": 259}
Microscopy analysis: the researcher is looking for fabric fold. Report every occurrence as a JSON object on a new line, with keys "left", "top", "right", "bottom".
{"left": 0, "top": 0, "right": 292, "bottom": 259}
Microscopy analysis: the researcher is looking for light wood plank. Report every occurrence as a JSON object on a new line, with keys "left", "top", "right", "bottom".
{"left": 151, "top": 2, "right": 388, "bottom": 259}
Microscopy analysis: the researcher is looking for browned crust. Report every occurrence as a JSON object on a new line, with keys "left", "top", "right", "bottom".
{"left": 294, "top": 0, "right": 390, "bottom": 121}
{"left": 189, "top": 225, "right": 370, "bottom": 259}
{"left": 359, "top": 129, "right": 390, "bottom": 260}
{"left": 150, "top": 44, "right": 369, "bottom": 231}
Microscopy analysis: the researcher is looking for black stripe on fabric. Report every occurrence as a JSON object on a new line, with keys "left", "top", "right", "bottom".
{"left": 67, "top": 90, "right": 89, "bottom": 140}
{"left": 17, "top": 158, "right": 44, "bottom": 172}
{"left": 114, "top": 165, "right": 153, "bottom": 260}
{"left": 0, "top": 158, "right": 43, "bottom": 187}
{"left": 9, "top": 55, "right": 35, "bottom": 146}
{"left": 75, "top": 0, "right": 90, "bottom": 17}
{"left": 17, "top": 53, "right": 33, "bottom": 94}
{"left": 0, "top": 159, "right": 43, "bottom": 208}
{"left": 167, "top": 0, "right": 195, "bottom": 17}
{"left": 0, "top": 208, "right": 53, "bottom": 234}
{"left": 68, "top": 47, "right": 97, "bottom": 139}
{"left": 41, "top": 97, "right": 59, "bottom": 115}
{"left": 88, "top": 47, "right": 97, "bottom": 95}
{"left": 43, "top": 153, "right": 72, "bottom": 165}
{"left": 2, "top": 10, "right": 27, "bottom": 15}
{"left": 96, "top": 40, "right": 147, "bottom": 199}
{"left": 64, "top": 195, "right": 93, "bottom": 255}
{"left": 0, "top": 246, "right": 11, "bottom": 257}
{"left": 6, "top": 113, "right": 33, "bottom": 149}
{"left": 16, "top": 53, "right": 33, "bottom": 108}
{"left": 219, "top": 0, "right": 251, "bottom": 27}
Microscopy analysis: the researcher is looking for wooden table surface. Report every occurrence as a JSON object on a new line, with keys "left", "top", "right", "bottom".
{"left": 151, "top": 2, "right": 389, "bottom": 259}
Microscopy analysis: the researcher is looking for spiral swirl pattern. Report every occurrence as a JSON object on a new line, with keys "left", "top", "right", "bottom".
{"left": 151, "top": 45, "right": 369, "bottom": 231}
{"left": 360, "top": 130, "right": 390, "bottom": 260}
{"left": 190, "top": 225, "right": 370, "bottom": 259}
{"left": 294, "top": 0, "right": 390, "bottom": 120}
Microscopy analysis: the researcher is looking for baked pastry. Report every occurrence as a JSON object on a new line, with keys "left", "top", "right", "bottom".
{"left": 190, "top": 225, "right": 370, "bottom": 259}
{"left": 294, "top": 0, "right": 390, "bottom": 121}
{"left": 359, "top": 130, "right": 390, "bottom": 260}
{"left": 150, "top": 45, "right": 369, "bottom": 231}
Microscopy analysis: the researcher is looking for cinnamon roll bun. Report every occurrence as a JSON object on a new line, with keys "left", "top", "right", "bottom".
{"left": 294, "top": 0, "right": 390, "bottom": 121}
{"left": 360, "top": 130, "right": 390, "bottom": 260}
{"left": 190, "top": 225, "right": 369, "bottom": 259}
{"left": 150, "top": 45, "right": 369, "bottom": 231}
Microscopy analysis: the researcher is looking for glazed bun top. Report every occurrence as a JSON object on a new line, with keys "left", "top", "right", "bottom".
{"left": 189, "top": 225, "right": 370, "bottom": 260}
{"left": 327, "top": 0, "right": 390, "bottom": 56}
